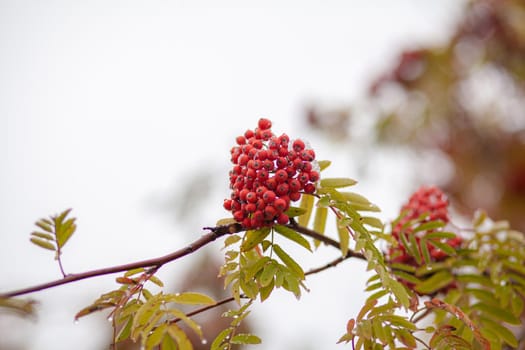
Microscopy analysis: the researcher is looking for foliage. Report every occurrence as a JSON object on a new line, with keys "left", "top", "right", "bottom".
{"left": 1, "top": 118, "right": 525, "bottom": 349}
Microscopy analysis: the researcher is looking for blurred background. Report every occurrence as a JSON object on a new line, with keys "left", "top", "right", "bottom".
{"left": 3, "top": 0, "right": 524, "bottom": 349}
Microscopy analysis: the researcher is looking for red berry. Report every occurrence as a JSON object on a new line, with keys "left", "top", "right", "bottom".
{"left": 276, "top": 183, "right": 289, "bottom": 196}
{"left": 274, "top": 198, "right": 287, "bottom": 212}
{"left": 263, "top": 190, "right": 276, "bottom": 203}
{"left": 276, "top": 213, "right": 289, "bottom": 225}
{"left": 304, "top": 183, "right": 316, "bottom": 194}
{"left": 293, "top": 139, "right": 305, "bottom": 152}
{"left": 223, "top": 199, "right": 233, "bottom": 210}
{"left": 258, "top": 118, "right": 272, "bottom": 130}
{"left": 244, "top": 129, "right": 255, "bottom": 138}
{"left": 309, "top": 171, "right": 320, "bottom": 182}
{"left": 276, "top": 157, "right": 288, "bottom": 169}
{"left": 289, "top": 179, "right": 302, "bottom": 192}
{"left": 239, "top": 189, "right": 249, "bottom": 201}
{"left": 257, "top": 150, "right": 268, "bottom": 160}
{"left": 278, "top": 134, "right": 289, "bottom": 146}
{"left": 298, "top": 172, "right": 310, "bottom": 184}
{"left": 257, "top": 169, "right": 269, "bottom": 181}
{"left": 233, "top": 210, "right": 245, "bottom": 222}
{"left": 275, "top": 169, "right": 288, "bottom": 183}
{"left": 266, "top": 178, "right": 277, "bottom": 190}
{"left": 246, "top": 192, "right": 257, "bottom": 203}
{"left": 245, "top": 203, "right": 256, "bottom": 213}
{"left": 264, "top": 205, "right": 277, "bottom": 220}
{"left": 236, "top": 136, "right": 246, "bottom": 145}
{"left": 290, "top": 191, "right": 301, "bottom": 201}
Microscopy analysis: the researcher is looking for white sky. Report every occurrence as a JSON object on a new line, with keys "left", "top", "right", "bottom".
{"left": 0, "top": 1, "right": 465, "bottom": 349}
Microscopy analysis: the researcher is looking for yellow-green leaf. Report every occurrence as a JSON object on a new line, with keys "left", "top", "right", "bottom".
{"left": 313, "top": 206, "right": 328, "bottom": 236}
{"left": 167, "top": 308, "right": 203, "bottom": 339}
{"left": 30, "top": 237, "right": 55, "bottom": 251}
{"left": 166, "top": 292, "right": 216, "bottom": 306}
{"left": 320, "top": 177, "right": 357, "bottom": 188}
{"left": 285, "top": 206, "right": 307, "bottom": 218}
{"left": 274, "top": 225, "right": 311, "bottom": 251}
{"left": 298, "top": 194, "right": 314, "bottom": 227}
{"left": 273, "top": 244, "right": 304, "bottom": 279}
{"left": 145, "top": 322, "right": 168, "bottom": 349}
{"left": 317, "top": 160, "right": 331, "bottom": 171}
{"left": 230, "top": 333, "right": 262, "bottom": 345}
{"left": 211, "top": 328, "right": 233, "bottom": 350}
{"left": 167, "top": 324, "right": 192, "bottom": 350}
{"left": 414, "top": 270, "right": 454, "bottom": 295}
{"left": 216, "top": 217, "right": 237, "bottom": 226}
{"left": 30, "top": 231, "right": 54, "bottom": 241}
{"left": 240, "top": 228, "right": 271, "bottom": 252}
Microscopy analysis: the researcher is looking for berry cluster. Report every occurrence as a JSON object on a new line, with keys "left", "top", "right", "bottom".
{"left": 388, "top": 186, "right": 462, "bottom": 265}
{"left": 223, "top": 118, "right": 319, "bottom": 229}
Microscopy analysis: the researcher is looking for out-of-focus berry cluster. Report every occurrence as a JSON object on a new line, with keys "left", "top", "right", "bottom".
{"left": 223, "top": 118, "right": 319, "bottom": 229}
{"left": 388, "top": 186, "right": 462, "bottom": 265}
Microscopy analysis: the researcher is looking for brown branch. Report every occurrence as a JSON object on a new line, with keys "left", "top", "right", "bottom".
{"left": 1, "top": 223, "right": 243, "bottom": 298}
{"left": 286, "top": 221, "right": 366, "bottom": 260}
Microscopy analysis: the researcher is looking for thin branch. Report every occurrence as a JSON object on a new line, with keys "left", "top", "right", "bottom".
{"left": 286, "top": 221, "right": 366, "bottom": 260}
{"left": 1, "top": 223, "right": 243, "bottom": 298}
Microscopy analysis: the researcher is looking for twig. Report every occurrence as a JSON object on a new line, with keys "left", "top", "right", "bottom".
{"left": 0, "top": 223, "right": 243, "bottom": 298}
{"left": 286, "top": 221, "right": 366, "bottom": 260}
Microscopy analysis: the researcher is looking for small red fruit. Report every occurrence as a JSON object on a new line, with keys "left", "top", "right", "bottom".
{"left": 258, "top": 118, "right": 272, "bottom": 130}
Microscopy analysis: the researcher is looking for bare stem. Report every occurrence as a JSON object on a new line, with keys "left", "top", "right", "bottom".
{"left": 0, "top": 223, "right": 243, "bottom": 298}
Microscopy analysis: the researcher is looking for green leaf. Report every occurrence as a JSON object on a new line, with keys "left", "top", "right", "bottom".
{"left": 211, "top": 328, "right": 233, "bottom": 350}
{"left": 230, "top": 333, "right": 262, "bottom": 345}
{"left": 297, "top": 193, "right": 314, "bottom": 227}
{"left": 285, "top": 206, "right": 307, "bottom": 218}
{"left": 393, "top": 328, "right": 417, "bottom": 348}
{"left": 428, "top": 240, "right": 457, "bottom": 256}
{"left": 30, "top": 231, "right": 54, "bottom": 241}
{"left": 412, "top": 220, "right": 445, "bottom": 233}
{"left": 167, "top": 324, "right": 192, "bottom": 350}
{"left": 30, "top": 237, "right": 56, "bottom": 251}
{"left": 166, "top": 292, "right": 216, "bottom": 306}
{"left": 224, "top": 234, "right": 242, "bottom": 248}
{"left": 244, "top": 256, "right": 271, "bottom": 281}
{"left": 361, "top": 216, "right": 384, "bottom": 229}
{"left": 116, "top": 316, "right": 133, "bottom": 342}
{"left": 241, "top": 228, "right": 271, "bottom": 252}
{"left": 149, "top": 276, "right": 164, "bottom": 288}
{"left": 414, "top": 270, "right": 454, "bottom": 295}
{"left": 471, "top": 302, "right": 521, "bottom": 325}
{"left": 274, "top": 225, "right": 311, "bottom": 251}
{"left": 259, "top": 277, "right": 275, "bottom": 302}
{"left": 145, "top": 322, "right": 168, "bottom": 349}
{"left": 273, "top": 244, "right": 304, "bottom": 279}
{"left": 124, "top": 268, "right": 145, "bottom": 277}
{"left": 35, "top": 220, "right": 53, "bottom": 233}
{"left": 317, "top": 160, "right": 331, "bottom": 171}
{"left": 167, "top": 308, "right": 204, "bottom": 339}
{"left": 388, "top": 278, "right": 411, "bottom": 309}
{"left": 160, "top": 334, "right": 178, "bottom": 350}
{"left": 480, "top": 316, "right": 518, "bottom": 348}
{"left": 320, "top": 177, "right": 358, "bottom": 188}
{"left": 313, "top": 206, "right": 328, "bottom": 235}
{"left": 56, "top": 217, "right": 76, "bottom": 248}
{"left": 378, "top": 315, "right": 417, "bottom": 331}
{"left": 337, "top": 218, "right": 350, "bottom": 257}
{"left": 216, "top": 217, "right": 237, "bottom": 226}
{"left": 258, "top": 260, "right": 278, "bottom": 287}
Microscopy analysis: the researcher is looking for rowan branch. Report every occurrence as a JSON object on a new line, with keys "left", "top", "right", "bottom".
{"left": 1, "top": 223, "right": 243, "bottom": 298}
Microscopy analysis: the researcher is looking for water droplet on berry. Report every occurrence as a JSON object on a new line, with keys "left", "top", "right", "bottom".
{"left": 201, "top": 339, "right": 208, "bottom": 345}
